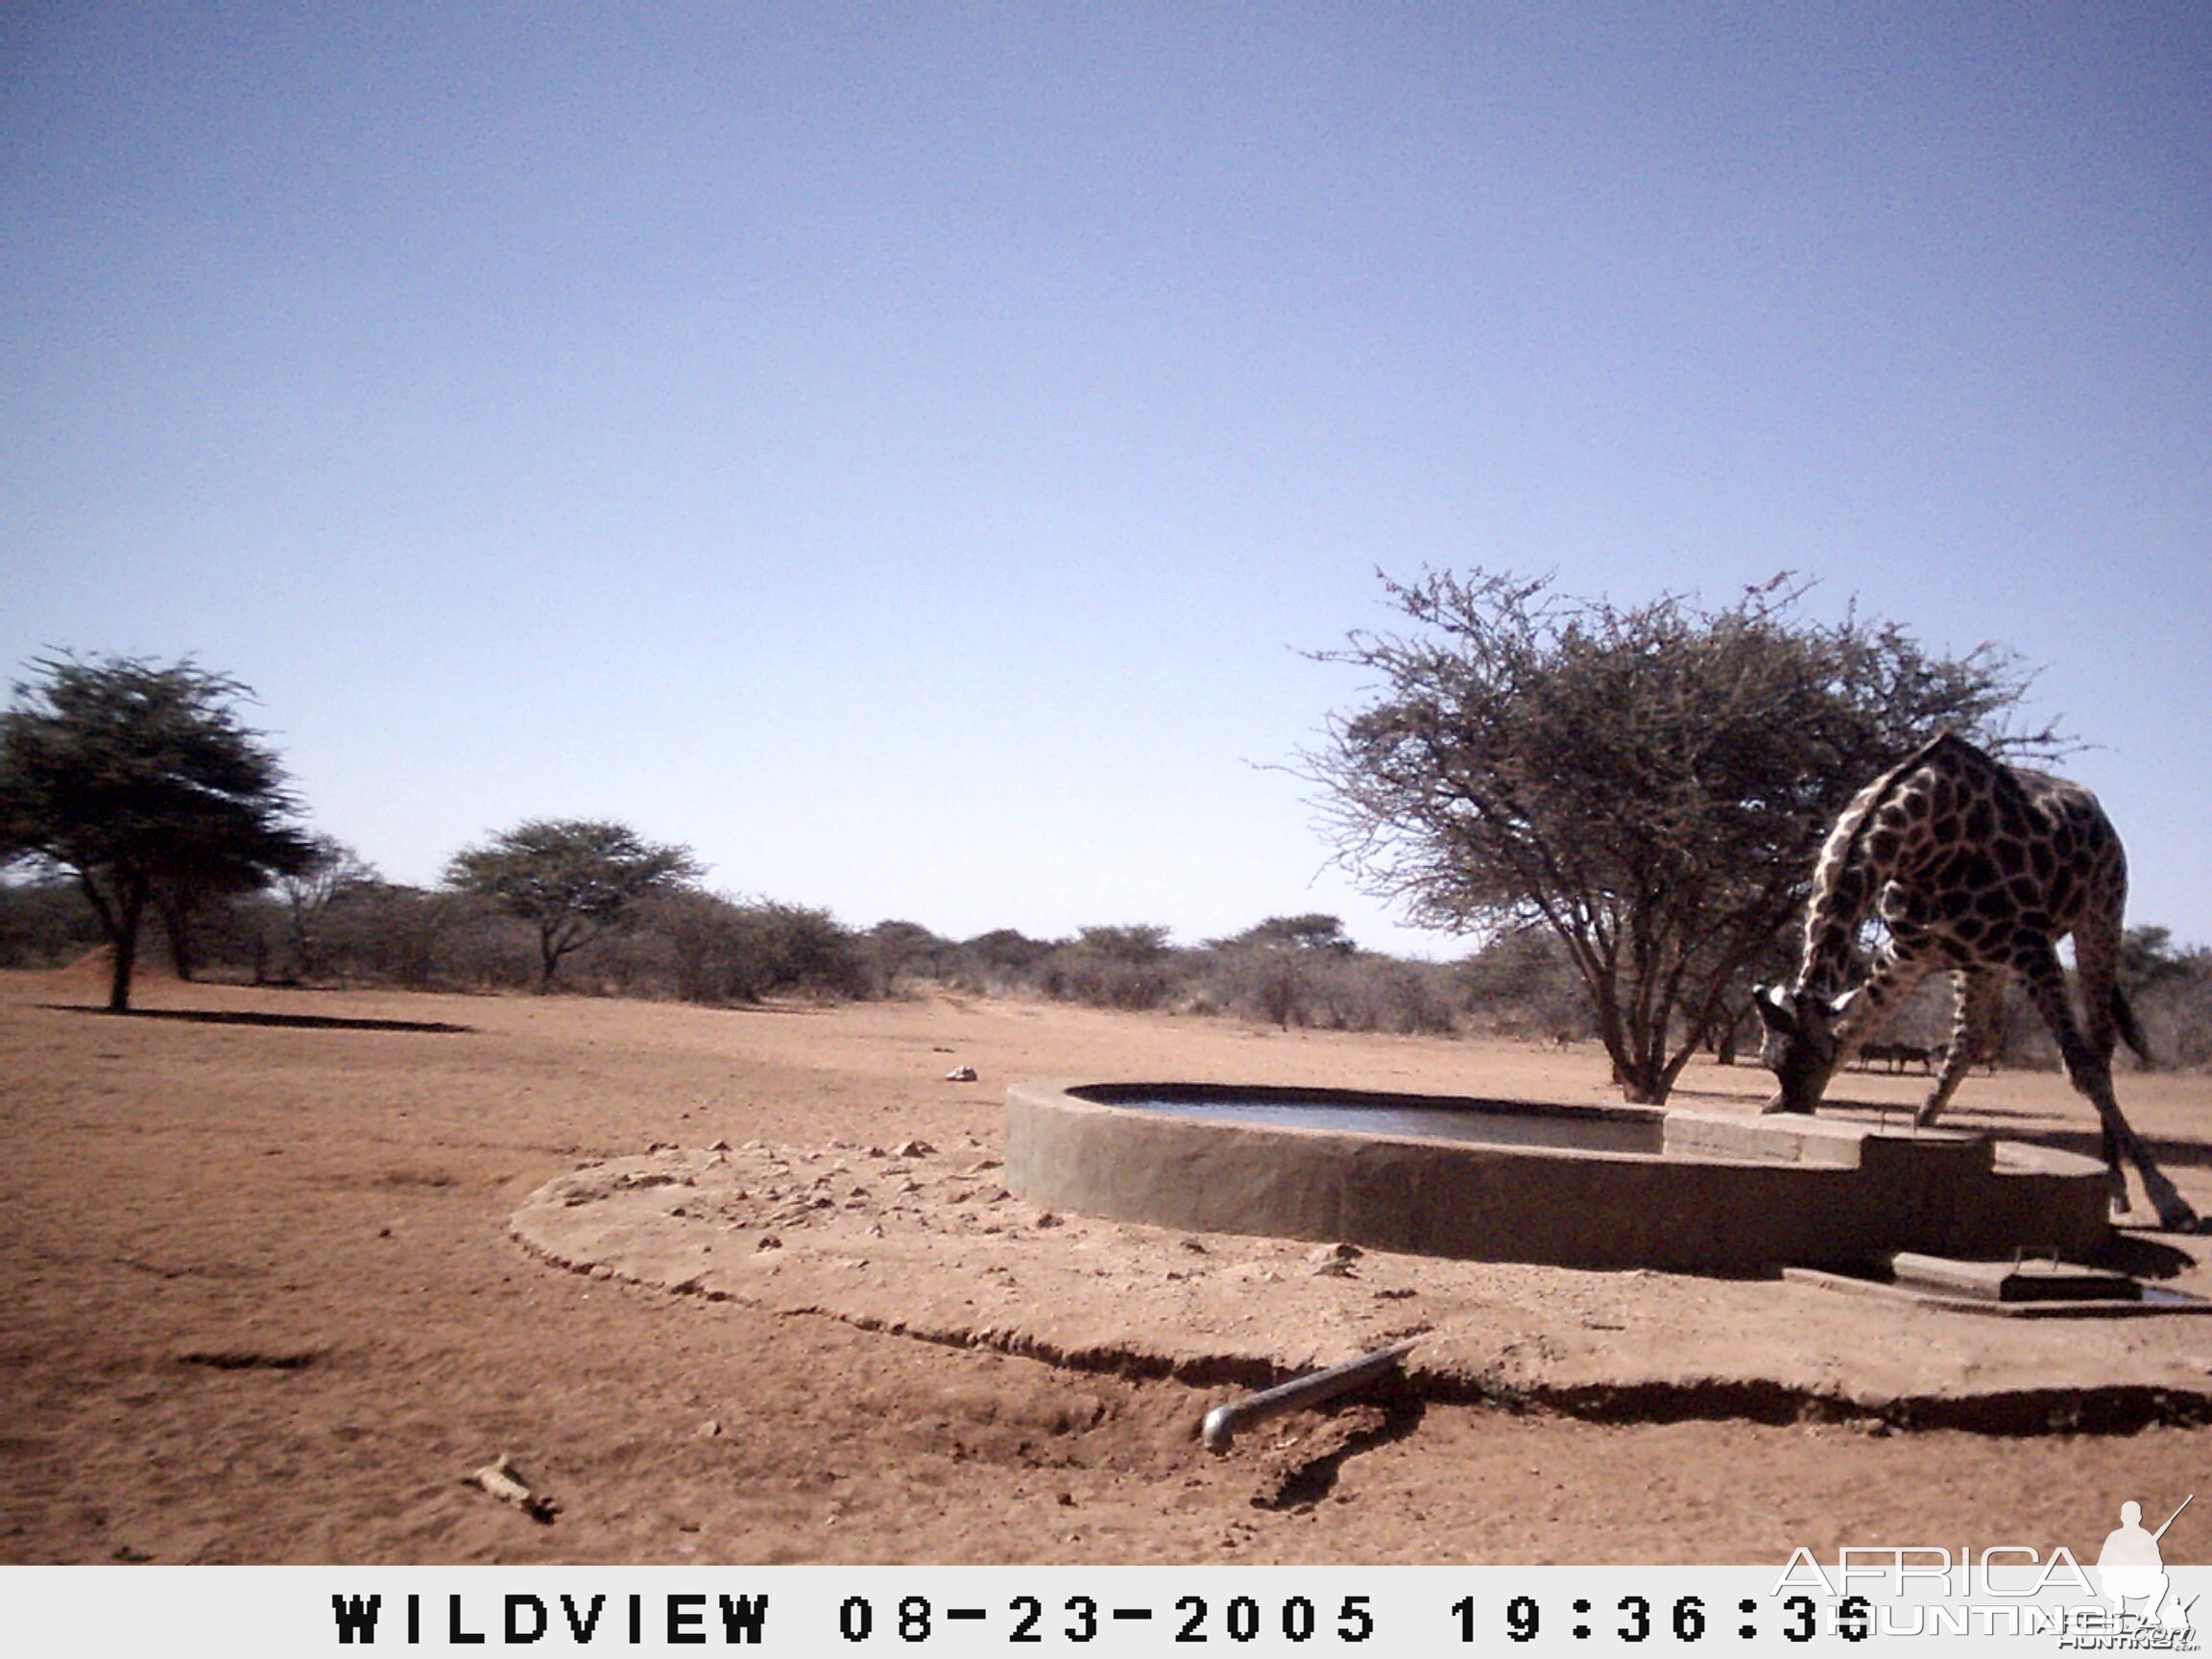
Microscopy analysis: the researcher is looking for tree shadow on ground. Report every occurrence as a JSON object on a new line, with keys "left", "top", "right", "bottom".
{"left": 42, "top": 1004, "right": 472, "bottom": 1035}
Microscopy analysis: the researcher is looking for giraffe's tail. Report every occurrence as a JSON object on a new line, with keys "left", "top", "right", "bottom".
{"left": 2112, "top": 985, "right": 2154, "bottom": 1070}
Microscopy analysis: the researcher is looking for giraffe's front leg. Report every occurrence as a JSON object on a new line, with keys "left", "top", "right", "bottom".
{"left": 1830, "top": 950, "right": 1932, "bottom": 1081}
{"left": 1916, "top": 970, "right": 2001, "bottom": 1129}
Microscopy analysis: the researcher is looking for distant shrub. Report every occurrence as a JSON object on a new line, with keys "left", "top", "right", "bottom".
{"left": 315, "top": 883, "right": 531, "bottom": 991}
{"left": 1454, "top": 931, "right": 1589, "bottom": 1041}
{"left": 2129, "top": 934, "right": 2212, "bottom": 1073}
{"left": 1205, "top": 942, "right": 1460, "bottom": 1035}
{"left": 637, "top": 890, "right": 870, "bottom": 1005}
{"left": 944, "top": 927, "right": 1059, "bottom": 995}
{"left": 1040, "top": 925, "right": 1181, "bottom": 1011}
{"left": 865, "top": 920, "right": 958, "bottom": 998}
{"left": 0, "top": 875, "right": 106, "bottom": 968}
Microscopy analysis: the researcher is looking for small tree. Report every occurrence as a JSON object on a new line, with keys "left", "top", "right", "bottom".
{"left": 868, "top": 919, "right": 954, "bottom": 994}
{"left": 1205, "top": 915, "right": 1358, "bottom": 1028}
{"left": 445, "top": 818, "right": 702, "bottom": 990}
{"left": 1304, "top": 571, "right": 2055, "bottom": 1102}
{"left": 1210, "top": 914, "right": 1357, "bottom": 955}
{"left": 0, "top": 655, "right": 318, "bottom": 1011}
{"left": 276, "top": 834, "right": 379, "bottom": 981}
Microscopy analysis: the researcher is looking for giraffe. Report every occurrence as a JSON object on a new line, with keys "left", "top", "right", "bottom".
{"left": 1753, "top": 731, "right": 2196, "bottom": 1232}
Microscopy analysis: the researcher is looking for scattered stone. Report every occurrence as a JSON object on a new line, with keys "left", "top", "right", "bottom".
{"left": 946, "top": 1066, "right": 979, "bottom": 1083}
{"left": 896, "top": 1140, "right": 936, "bottom": 1158}
{"left": 464, "top": 1453, "right": 557, "bottom": 1524}
{"left": 1309, "top": 1242, "right": 1362, "bottom": 1277}
{"left": 613, "top": 1170, "right": 682, "bottom": 1191}
{"left": 706, "top": 1139, "right": 732, "bottom": 1152}
{"left": 1035, "top": 1212, "right": 1063, "bottom": 1229}
{"left": 757, "top": 1236, "right": 782, "bottom": 1252}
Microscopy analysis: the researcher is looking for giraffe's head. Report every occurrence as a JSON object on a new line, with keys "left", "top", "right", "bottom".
{"left": 1752, "top": 983, "right": 1859, "bottom": 1112}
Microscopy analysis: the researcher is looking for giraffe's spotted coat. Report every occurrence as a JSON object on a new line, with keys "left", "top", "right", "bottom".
{"left": 1756, "top": 732, "right": 2194, "bottom": 1231}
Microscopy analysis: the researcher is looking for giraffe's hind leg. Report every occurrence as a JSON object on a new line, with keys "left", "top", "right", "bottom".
{"left": 2015, "top": 943, "right": 2197, "bottom": 1232}
{"left": 1917, "top": 970, "right": 2001, "bottom": 1128}
{"left": 2070, "top": 912, "right": 2136, "bottom": 1211}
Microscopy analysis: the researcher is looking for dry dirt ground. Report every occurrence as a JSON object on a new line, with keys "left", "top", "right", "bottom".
{"left": 7, "top": 960, "right": 2212, "bottom": 1567}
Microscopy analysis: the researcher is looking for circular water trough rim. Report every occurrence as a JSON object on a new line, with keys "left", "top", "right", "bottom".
{"left": 1003, "top": 1078, "right": 2110, "bottom": 1275}
{"left": 1065, "top": 1080, "right": 1668, "bottom": 1149}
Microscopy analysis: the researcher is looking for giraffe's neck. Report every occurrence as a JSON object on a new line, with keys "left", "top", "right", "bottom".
{"left": 1791, "top": 766, "right": 1918, "bottom": 997}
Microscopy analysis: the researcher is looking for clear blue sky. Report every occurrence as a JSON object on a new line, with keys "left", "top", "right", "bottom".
{"left": 5, "top": 5, "right": 2208, "bottom": 954}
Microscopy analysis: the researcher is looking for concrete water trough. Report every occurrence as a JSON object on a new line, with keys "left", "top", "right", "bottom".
{"left": 1003, "top": 1080, "right": 2111, "bottom": 1276}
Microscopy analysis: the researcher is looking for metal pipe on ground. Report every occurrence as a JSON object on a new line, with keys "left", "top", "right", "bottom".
{"left": 1200, "top": 1336, "right": 1421, "bottom": 1453}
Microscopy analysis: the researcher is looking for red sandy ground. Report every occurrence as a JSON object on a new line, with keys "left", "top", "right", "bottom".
{"left": 5, "top": 961, "right": 2211, "bottom": 1566}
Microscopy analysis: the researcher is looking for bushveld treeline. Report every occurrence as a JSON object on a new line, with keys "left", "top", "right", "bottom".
{"left": 3, "top": 874, "right": 2208, "bottom": 1071}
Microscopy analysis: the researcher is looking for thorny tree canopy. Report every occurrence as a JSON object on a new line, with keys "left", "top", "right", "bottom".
{"left": 445, "top": 818, "right": 703, "bottom": 989}
{"left": 1304, "top": 571, "right": 2056, "bottom": 1102}
{"left": 0, "top": 654, "right": 317, "bottom": 1010}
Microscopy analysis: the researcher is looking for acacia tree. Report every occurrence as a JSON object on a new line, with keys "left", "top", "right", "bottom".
{"left": 445, "top": 818, "right": 702, "bottom": 990}
{"left": 0, "top": 655, "right": 318, "bottom": 1011}
{"left": 1304, "top": 571, "right": 2056, "bottom": 1103}
{"left": 1212, "top": 914, "right": 1357, "bottom": 955}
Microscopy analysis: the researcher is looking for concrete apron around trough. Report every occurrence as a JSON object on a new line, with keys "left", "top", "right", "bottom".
{"left": 511, "top": 1138, "right": 2212, "bottom": 1434}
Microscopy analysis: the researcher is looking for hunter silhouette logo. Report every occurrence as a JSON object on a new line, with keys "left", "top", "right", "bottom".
{"left": 2097, "top": 1496, "right": 2194, "bottom": 1633}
